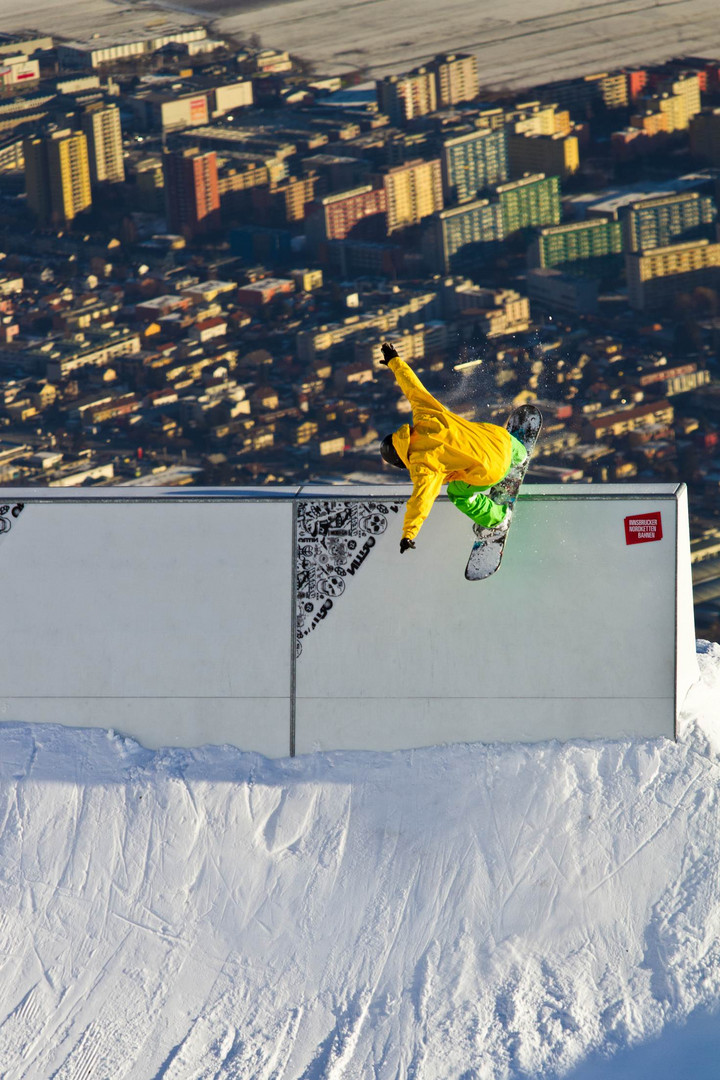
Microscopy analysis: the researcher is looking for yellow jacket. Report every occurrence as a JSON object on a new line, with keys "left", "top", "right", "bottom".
{"left": 388, "top": 356, "right": 512, "bottom": 541}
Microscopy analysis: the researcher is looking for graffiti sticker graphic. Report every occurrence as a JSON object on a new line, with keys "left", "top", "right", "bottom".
{"left": 0, "top": 502, "right": 24, "bottom": 537}
{"left": 295, "top": 500, "right": 401, "bottom": 656}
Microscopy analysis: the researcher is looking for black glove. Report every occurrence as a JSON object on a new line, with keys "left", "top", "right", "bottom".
{"left": 380, "top": 342, "right": 400, "bottom": 365}
{"left": 400, "top": 538, "right": 416, "bottom": 554}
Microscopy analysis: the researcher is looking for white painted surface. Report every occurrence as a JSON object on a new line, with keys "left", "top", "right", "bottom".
{"left": 295, "top": 485, "right": 697, "bottom": 752}
{"left": 0, "top": 498, "right": 293, "bottom": 755}
{"left": 0, "top": 485, "right": 697, "bottom": 755}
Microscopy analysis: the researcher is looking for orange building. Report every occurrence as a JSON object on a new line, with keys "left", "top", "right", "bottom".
{"left": 163, "top": 147, "right": 220, "bottom": 238}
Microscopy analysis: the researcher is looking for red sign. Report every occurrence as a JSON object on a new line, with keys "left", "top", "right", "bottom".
{"left": 189, "top": 96, "right": 207, "bottom": 123}
{"left": 624, "top": 512, "right": 663, "bottom": 545}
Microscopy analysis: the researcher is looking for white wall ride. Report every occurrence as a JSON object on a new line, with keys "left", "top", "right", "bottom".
{"left": 0, "top": 493, "right": 294, "bottom": 756}
{"left": 0, "top": 485, "right": 697, "bottom": 756}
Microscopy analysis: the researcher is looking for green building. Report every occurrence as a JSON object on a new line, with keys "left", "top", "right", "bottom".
{"left": 529, "top": 217, "right": 624, "bottom": 268}
{"left": 623, "top": 191, "right": 717, "bottom": 253}
{"left": 440, "top": 127, "right": 508, "bottom": 204}
{"left": 493, "top": 173, "right": 561, "bottom": 237}
{"left": 423, "top": 197, "right": 504, "bottom": 273}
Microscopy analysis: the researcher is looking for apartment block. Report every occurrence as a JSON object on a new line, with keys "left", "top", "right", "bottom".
{"left": 443, "top": 280, "right": 530, "bottom": 336}
{"left": 422, "top": 198, "right": 504, "bottom": 273}
{"left": 529, "top": 218, "right": 623, "bottom": 268}
{"left": 630, "top": 109, "right": 670, "bottom": 137}
{"left": 582, "top": 400, "right": 675, "bottom": 442}
{"left": 163, "top": 147, "right": 220, "bottom": 238}
{"left": 81, "top": 103, "right": 125, "bottom": 185}
{"left": 22, "top": 329, "right": 142, "bottom": 381}
{"left": 507, "top": 132, "right": 579, "bottom": 181}
{"left": 353, "top": 321, "right": 449, "bottom": 366}
{"left": 627, "top": 68, "right": 649, "bottom": 102}
{"left": 296, "top": 291, "right": 440, "bottom": 363}
{"left": 506, "top": 101, "right": 570, "bottom": 137}
{"left": 376, "top": 68, "right": 437, "bottom": 125}
{"left": 250, "top": 173, "right": 317, "bottom": 225}
{"left": 636, "top": 73, "right": 701, "bottom": 134}
{"left": 441, "top": 127, "right": 508, "bottom": 203}
{"left": 626, "top": 238, "right": 720, "bottom": 310}
{"left": 595, "top": 72, "right": 629, "bottom": 109}
{"left": 535, "top": 74, "right": 627, "bottom": 114}
{"left": 381, "top": 158, "right": 444, "bottom": 233}
{"left": 623, "top": 191, "right": 717, "bottom": 252}
{"left": 689, "top": 108, "right": 720, "bottom": 165}
{"left": 306, "top": 185, "right": 387, "bottom": 246}
{"left": 427, "top": 52, "right": 479, "bottom": 107}
{"left": 493, "top": 173, "right": 561, "bottom": 236}
{"left": 24, "top": 129, "right": 92, "bottom": 226}
{"left": 526, "top": 268, "right": 599, "bottom": 314}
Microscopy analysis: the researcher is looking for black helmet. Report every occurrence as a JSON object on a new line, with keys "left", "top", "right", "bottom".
{"left": 380, "top": 433, "right": 406, "bottom": 470}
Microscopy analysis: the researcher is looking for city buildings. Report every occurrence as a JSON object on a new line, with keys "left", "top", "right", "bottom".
{"left": 529, "top": 218, "right": 624, "bottom": 268}
{"left": 380, "top": 158, "right": 444, "bottom": 233}
{"left": 440, "top": 127, "right": 508, "bottom": 203}
{"left": 163, "top": 147, "right": 221, "bottom": 238}
{"left": 81, "top": 103, "right": 125, "bottom": 185}
{"left": 493, "top": 173, "right": 562, "bottom": 236}
{"left": 376, "top": 68, "right": 437, "bottom": 125}
{"left": 56, "top": 27, "right": 207, "bottom": 69}
{"left": 526, "top": 268, "right": 600, "bottom": 315}
{"left": 23, "top": 129, "right": 92, "bottom": 225}
{"left": 306, "top": 185, "right": 387, "bottom": 246}
{"left": 422, "top": 198, "right": 504, "bottom": 272}
{"left": 689, "top": 106, "right": 720, "bottom": 163}
{"left": 626, "top": 238, "right": 720, "bottom": 309}
{"left": 507, "top": 132, "right": 579, "bottom": 181}
{"left": 0, "top": 54, "right": 40, "bottom": 88}
{"left": 427, "top": 52, "right": 479, "bottom": 107}
{"left": 623, "top": 191, "right": 717, "bottom": 252}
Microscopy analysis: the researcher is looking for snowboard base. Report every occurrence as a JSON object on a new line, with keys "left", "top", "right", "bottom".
{"left": 464, "top": 405, "right": 543, "bottom": 581}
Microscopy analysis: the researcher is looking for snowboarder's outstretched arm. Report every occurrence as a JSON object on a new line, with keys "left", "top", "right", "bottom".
{"left": 380, "top": 343, "right": 445, "bottom": 414}
{"left": 403, "top": 464, "right": 443, "bottom": 543}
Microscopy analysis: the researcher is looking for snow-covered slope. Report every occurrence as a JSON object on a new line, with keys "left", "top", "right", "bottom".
{"left": 1, "top": 644, "right": 720, "bottom": 1078}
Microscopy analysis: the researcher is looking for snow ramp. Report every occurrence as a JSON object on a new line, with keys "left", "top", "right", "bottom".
{"left": 0, "top": 483, "right": 697, "bottom": 755}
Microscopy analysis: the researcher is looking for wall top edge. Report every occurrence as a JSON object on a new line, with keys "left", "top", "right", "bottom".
{"left": 0, "top": 482, "right": 684, "bottom": 503}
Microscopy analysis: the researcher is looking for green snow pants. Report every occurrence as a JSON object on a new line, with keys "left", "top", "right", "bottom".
{"left": 447, "top": 434, "right": 527, "bottom": 529}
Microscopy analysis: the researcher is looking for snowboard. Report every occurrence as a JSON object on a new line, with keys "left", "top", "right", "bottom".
{"left": 464, "top": 404, "right": 543, "bottom": 581}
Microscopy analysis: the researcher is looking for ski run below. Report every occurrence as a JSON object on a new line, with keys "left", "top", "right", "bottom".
{"left": 2, "top": 644, "right": 720, "bottom": 1078}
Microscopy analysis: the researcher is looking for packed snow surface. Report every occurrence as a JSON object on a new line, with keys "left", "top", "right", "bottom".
{"left": 6, "top": 0, "right": 720, "bottom": 88}
{"left": 2, "top": 643, "right": 720, "bottom": 1078}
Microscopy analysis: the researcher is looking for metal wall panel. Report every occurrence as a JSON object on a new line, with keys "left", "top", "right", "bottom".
{"left": 0, "top": 496, "right": 293, "bottom": 755}
{"left": 0, "top": 485, "right": 697, "bottom": 756}
{"left": 294, "top": 485, "right": 696, "bottom": 752}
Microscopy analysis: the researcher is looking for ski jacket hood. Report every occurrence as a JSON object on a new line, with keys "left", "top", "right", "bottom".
{"left": 388, "top": 357, "right": 512, "bottom": 541}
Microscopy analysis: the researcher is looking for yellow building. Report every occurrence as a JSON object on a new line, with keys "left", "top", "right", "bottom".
{"left": 626, "top": 238, "right": 720, "bottom": 310}
{"left": 507, "top": 132, "right": 579, "bottom": 180}
{"left": 81, "top": 103, "right": 125, "bottom": 185}
{"left": 429, "top": 52, "right": 478, "bottom": 107}
{"left": 666, "top": 73, "right": 702, "bottom": 124}
{"left": 506, "top": 101, "right": 559, "bottom": 136}
{"left": 636, "top": 73, "right": 701, "bottom": 134}
{"left": 376, "top": 68, "right": 437, "bottom": 125}
{"left": 24, "top": 129, "right": 92, "bottom": 225}
{"left": 382, "top": 158, "right": 444, "bottom": 233}
{"left": 598, "top": 72, "right": 629, "bottom": 109}
{"left": 630, "top": 109, "right": 670, "bottom": 136}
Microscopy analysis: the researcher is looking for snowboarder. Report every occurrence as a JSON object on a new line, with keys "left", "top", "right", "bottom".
{"left": 379, "top": 342, "right": 528, "bottom": 553}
